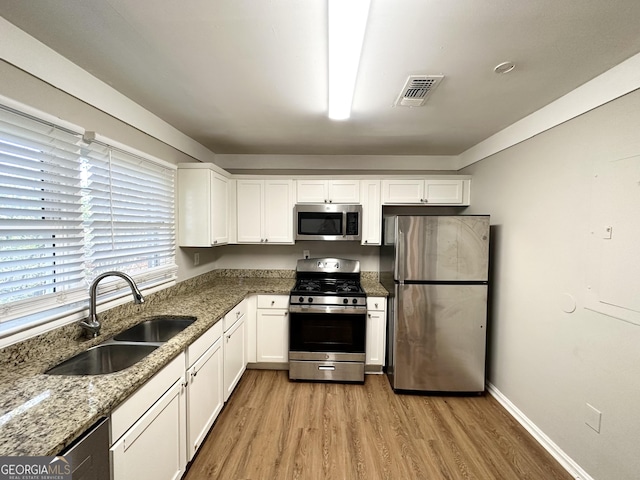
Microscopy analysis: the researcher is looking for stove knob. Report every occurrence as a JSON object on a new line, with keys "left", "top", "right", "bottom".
{"left": 343, "top": 298, "right": 349, "bottom": 304}
{"left": 299, "top": 297, "right": 304, "bottom": 303}
{"left": 308, "top": 297, "right": 313, "bottom": 303}
{"left": 352, "top": 299, "right": 358, "bottom": 304}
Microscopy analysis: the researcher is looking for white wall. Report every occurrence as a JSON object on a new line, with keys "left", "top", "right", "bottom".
{"left": 461, "top": 89, "right": 640, "bottom": 480}
{"left": 211, "top": 242, "right": 380, "bottom": 273}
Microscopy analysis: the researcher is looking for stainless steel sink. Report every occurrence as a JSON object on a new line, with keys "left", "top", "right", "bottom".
{"left": 45, "top": 343, "right": 159, "bottom": 376}
{"left": 45, "top": 315, "right": 196, "bottom": 375}
{"left": 113, "top": 315, "right": 196, "bottom": 343}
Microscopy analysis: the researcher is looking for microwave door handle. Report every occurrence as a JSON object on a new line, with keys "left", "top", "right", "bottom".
{"left": 397, "top": 228, "right": 404, "bottom": 281}
{"left": 342, "top": 211, "right": 347, "bottom": 238}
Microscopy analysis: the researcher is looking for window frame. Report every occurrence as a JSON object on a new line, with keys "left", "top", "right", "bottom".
{"left": 0, "top": 99, "right": 177, "bottom": 345}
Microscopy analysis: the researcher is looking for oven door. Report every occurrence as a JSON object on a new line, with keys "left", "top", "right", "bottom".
{"left": 289, "top": 307, "right": 366, "bottom": 357}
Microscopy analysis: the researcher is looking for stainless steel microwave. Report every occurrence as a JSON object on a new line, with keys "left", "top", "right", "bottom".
{"left": 294, "top": 204, "right": 362, "bottom": 241}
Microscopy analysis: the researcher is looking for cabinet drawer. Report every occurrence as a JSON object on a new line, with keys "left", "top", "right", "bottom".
{"left": 187, "top": 321, "right": 223, "bottom": 368}
{"left": 367, "top": 297, "right": 386, "bottom": 311}
{"left": 223, "top": 300, "right": 248, "bottom": 331}
{"left": 257, "top": 295, "right": 289, "bottom": 309}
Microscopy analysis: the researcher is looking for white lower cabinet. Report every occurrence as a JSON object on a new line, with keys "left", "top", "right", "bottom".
{"left": 256, "top": 295, "right": 289, "bottom": 364}
{"left": 366, "top": 297, "right": 387, "bottom": 371}
{"left": 110, "top": 353, "right": 187, "bottom": 480}
{"left": 186, "top": 322, "right": 224, "bottom": 461}
{"left": 223, "top": 300, "right": 248, "bottom": 401}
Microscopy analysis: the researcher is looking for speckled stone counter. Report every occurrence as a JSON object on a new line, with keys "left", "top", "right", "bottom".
{"left": 0, "top": 270, "right": 387, "bottom": 457}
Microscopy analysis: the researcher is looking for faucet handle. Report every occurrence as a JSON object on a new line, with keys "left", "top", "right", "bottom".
{"left": 79, "top": 319, "right": 101, "bottom": 338}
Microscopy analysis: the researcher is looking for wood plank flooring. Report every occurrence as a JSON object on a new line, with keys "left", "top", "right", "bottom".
{"left": 184, "top": 370, "right": 573, "bottom": 480}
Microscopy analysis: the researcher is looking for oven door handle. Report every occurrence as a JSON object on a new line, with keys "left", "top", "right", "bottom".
{"left": 289, "top": 305, "right": 367, "bottom": 315}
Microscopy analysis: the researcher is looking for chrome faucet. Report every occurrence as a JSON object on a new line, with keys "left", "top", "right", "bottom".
{"left": 80, "top": 271, "right": 145, "bottom": 338}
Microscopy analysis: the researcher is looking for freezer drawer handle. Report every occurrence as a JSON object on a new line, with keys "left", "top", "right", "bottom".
{"left": 318, "top": 366, "right": 335, "bottom": 371}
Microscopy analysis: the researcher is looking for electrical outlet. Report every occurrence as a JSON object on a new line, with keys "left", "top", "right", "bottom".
{"left": 585, "top": 403, "right": 602, "bottom": 433}
{"left": 303, "top": 250, "right": 310, "bottom": 259}
{"left": 194, "top": 253, "right": 200, "bottom": 266}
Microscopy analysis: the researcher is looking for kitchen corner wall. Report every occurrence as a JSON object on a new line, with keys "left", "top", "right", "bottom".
{"left": 461, "top": 88, "right": 640, "bottom": 480}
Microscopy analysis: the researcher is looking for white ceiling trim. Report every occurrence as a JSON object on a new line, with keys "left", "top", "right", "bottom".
{"left": 457, "top": 51, "right": 640, "bottom": 170}
{"left": 0, "top": 16, "right": 216, "bottom": 165}
{"left": 215, "top": 154, "right": 458, "bottom": 171}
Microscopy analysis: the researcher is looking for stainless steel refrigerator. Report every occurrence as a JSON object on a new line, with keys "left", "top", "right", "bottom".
{"left": 380, "top": 215, "right": 490, "bottom": 393}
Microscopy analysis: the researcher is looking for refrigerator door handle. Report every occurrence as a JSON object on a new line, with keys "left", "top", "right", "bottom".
{"left": 396, "top": 228, "right": 404, "bottom": 281}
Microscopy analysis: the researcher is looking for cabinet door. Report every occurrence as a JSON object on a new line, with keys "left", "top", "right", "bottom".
{"left": 223, "top": 318, "right": 246, "bottom": 401}
{"left": 256, "top": 309, "right": 289, "bottom": 363}
{"left": 424, "top": 179, "right": 464, "bottom": 204}
{"left": 178, "top": 169, "right": 211, "bottom": 247}
{"left": 366, "top": 311, "right": 386, "bottom": 367}
{"left": 111, "top": 379, "right": 187, "bottom": 480}
{"left": 264, "top": 179, "right": 294, "bottom": 243}
{"left": 236, "top": 180, "right": 264, "bottom": 243}
{"left": 328, "top": 180, "right": 360, "bottom": 203}
{"left": 187, "top": 337, "right": 223, "bottom": 461}
{"left": 296, "top": 179, "right": 328, "bottom": 203}
{"left": 382, "top": 179, "right": 424, "bottom": 204}
{"left": 210, "top": 172, "right": 229, "bottom": 245}
{"left": 366, "top": 297, "right": 387, "bottom": 368}
{"left": 360, "top": 180, "right": 381, "bottom": 245}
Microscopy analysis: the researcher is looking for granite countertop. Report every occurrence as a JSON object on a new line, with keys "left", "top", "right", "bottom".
{"left": 0, "top": 273, "right": 388, "bottom": 457}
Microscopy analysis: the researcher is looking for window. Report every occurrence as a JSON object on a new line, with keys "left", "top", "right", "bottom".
{"left": 0, "top": 105, "right": 177, "bottom": 337}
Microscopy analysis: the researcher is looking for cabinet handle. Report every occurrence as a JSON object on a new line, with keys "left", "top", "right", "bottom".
{"left": 226, "top": 334, "right": 231, "bottom": 342}
{"left": 368, "top": 314, "right": 371, "bottom": 318}
{"left": 375, "top": 303, "right": 378, "bottom": 308}
{"left": 324, "top": 199, "right": 328, "bottom": 203}
{"left": 271, "top": 301, "right": 275, "bottom": 306}
{"left": 284, "top": 312, "right": 288, "bottom": 316}
{"left": 236, "top": 311, "right": 240, "bottom": 318}
{"left": 265, "top": 238, "right": 268, "bottom": 242}
{"left": 364, "top": 240, "right": 368, "bottom": 244}
{"left": 192, "top": 370, "right": 198, "bottom": 378}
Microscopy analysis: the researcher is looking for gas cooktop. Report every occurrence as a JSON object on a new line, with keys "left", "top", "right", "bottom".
{"left": 290, "top": 257, "right": 366, "bottom": 308}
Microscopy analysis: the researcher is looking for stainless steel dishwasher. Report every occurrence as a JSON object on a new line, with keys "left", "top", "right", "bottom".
{"left": 60, "top": 417, "right": 110, "bottom": 480}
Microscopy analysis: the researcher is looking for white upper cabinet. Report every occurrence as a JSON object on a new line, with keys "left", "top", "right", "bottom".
{"left": 236, "top": 179, "right": 294, "bottom": 244}
{"left": 382, "top": 178, "right": 469, "bottom": 205}
{"left": 178, "top": 165, "right": 229, "bottom": 247}
{"left": 296, "top": 179, "right": 360, "bottom": 203}
{"left": 360, "top": 180, "right": 381, "bottom": 245}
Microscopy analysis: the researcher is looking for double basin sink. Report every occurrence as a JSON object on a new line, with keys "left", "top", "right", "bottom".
{"left": 45, "top": 316, "right": 196, "bottom": 376}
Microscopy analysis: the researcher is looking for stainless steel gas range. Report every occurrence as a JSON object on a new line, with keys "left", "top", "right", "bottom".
{"left": 288, "top": 258, "right": 367, "bottom": 383}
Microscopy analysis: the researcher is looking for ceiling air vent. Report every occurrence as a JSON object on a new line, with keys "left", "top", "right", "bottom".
{"left": 394, "top": 75, "right": 444, "bottom": 107}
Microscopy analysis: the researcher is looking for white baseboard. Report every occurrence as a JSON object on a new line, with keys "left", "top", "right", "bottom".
{"left": 486, "top": 383, "right": 594, "bottom": 480}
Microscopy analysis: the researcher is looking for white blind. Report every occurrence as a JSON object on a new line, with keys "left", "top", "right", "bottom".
{"left": 81, "top": 141, "right": 177, "bottom": 298}
{"left": 0, "top": 107, "right": 87, "bottom": 322}
{"left": 0, "top": 105, "right": 177, "bottom": 332}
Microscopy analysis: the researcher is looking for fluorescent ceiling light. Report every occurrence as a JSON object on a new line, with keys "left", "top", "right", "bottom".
{"left": 327, "top": 0, "right": 371, "bottom": 121}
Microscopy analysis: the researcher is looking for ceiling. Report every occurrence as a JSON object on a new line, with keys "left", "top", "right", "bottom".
{"left": 2, "top": 0, "right": 640, "bottom": 157}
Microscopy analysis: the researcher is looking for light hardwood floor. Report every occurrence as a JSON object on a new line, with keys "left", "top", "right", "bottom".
{"left": 184, "top": 370, "right": 573, "bottom": 480}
